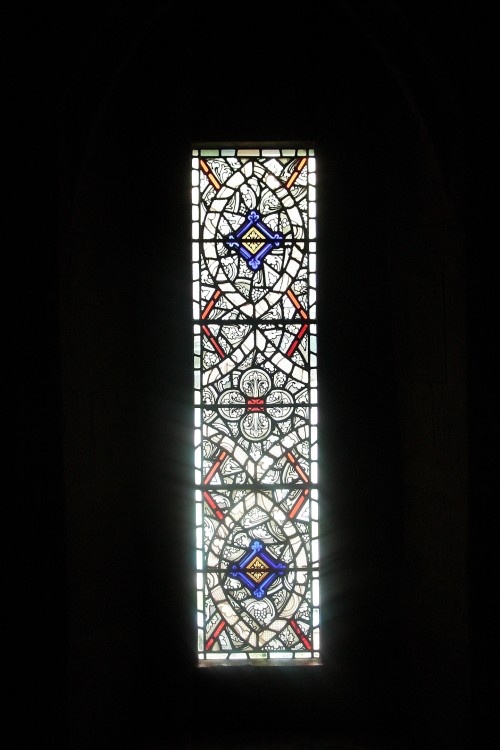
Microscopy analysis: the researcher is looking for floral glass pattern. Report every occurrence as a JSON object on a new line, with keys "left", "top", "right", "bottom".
{"left": 192, "top": 145, "right": 320, "bottom": 663}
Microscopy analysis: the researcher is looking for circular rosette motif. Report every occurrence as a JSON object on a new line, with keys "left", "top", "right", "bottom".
{"left": 218, "top": 368, "right": 294, "bottom": 442}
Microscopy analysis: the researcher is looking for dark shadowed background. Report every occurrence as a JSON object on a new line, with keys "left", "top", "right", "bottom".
{"left": 10, "top": 3, "right": 495, "bottom": 749}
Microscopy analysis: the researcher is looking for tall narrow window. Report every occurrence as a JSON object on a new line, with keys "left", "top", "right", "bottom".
{"left": 192, "top": 145, "right": 320, "bottom": 664}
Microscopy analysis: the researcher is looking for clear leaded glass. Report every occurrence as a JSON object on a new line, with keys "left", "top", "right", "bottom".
{"left": 192, "top": 145, "right": 320, "bottom": 664}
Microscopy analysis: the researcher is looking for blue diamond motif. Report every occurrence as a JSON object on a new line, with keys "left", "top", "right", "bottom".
{"left": 224, "top": 210, "right": 283, "bottom": 271}
{"left": 229, "top": 539, "right": 287, "bottom": 599}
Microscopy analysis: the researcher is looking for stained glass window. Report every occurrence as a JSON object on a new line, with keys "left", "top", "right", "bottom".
{"left": 192, "top": 145, "right": 320, "bottom": 664}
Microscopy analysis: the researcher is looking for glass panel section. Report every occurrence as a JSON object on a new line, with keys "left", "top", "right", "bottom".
{"left": 192, "top": 145, "right": 320, "bottom": 664}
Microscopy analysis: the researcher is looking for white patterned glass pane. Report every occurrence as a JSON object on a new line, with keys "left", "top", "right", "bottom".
{"left": 192, "top": 145, "right": 320, "bottom": 664}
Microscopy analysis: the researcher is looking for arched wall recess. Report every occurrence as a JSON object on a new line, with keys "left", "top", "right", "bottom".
{"left": 57, "top": 5, "right": 469, "bottom": 746}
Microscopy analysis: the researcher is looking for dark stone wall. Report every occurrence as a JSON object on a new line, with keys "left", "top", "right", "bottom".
{"left": 14, "top": 3, "right": 491, "bottom": 749}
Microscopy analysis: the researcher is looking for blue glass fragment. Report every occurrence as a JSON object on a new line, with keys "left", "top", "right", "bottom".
{"left": 229, "top": 539, "right": 287, "bottom": 599}
{"left": 224, "top": 210, "right": 283, "bottom": 271}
